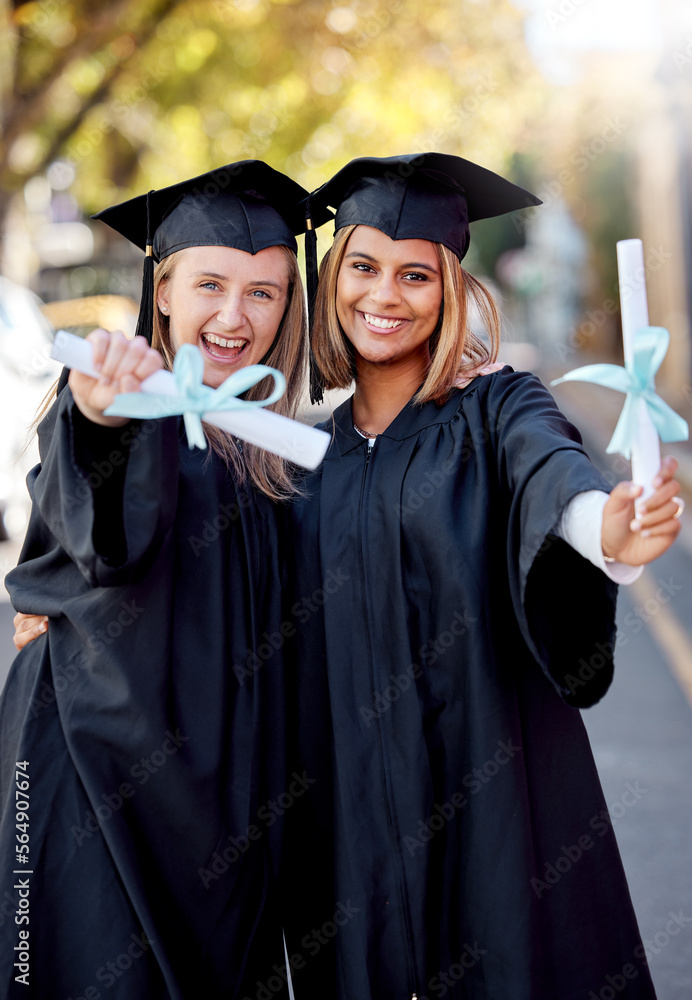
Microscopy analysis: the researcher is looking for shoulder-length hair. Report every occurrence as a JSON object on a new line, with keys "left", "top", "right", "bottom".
{"left": 153, "top": 244, "right": 306, "bottom": 501}
{"left": 312, "top": 224, "right": 501, "bottom": 405}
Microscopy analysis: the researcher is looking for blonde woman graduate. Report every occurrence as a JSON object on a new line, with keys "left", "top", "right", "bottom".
{"left": 281, "top": 154, "right": 681, "bottom": 1000}
{"left": 0, "top": 161, "right": 324, "bottom": 999}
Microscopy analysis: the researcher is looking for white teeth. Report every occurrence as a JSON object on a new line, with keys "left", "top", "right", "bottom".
{"left": 363, "top": 313, "right": 404, "bottom": 329}
{"left": 203, "top": 334, "right": 246, "bottom": 348}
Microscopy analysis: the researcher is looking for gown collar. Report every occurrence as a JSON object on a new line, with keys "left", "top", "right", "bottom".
{"left": 325, "top": 372, "right": 497, "bottom": 459}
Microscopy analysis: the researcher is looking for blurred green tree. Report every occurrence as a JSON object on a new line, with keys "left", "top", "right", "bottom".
{"left": 1, "top": 0, "right": 547, "bottom": 228}
{"left": 1, "top": 0, "right": 185, "bottom": 220}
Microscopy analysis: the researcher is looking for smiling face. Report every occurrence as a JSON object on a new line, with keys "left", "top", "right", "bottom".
{"left": 156, "top": 244, "right": 289, "bottom": 388}
{"left": 335, "top": 225, "right": 443, "bottom": 370}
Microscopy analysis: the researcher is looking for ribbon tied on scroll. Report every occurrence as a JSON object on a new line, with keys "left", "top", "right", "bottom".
{"left": 105, "top": 343, "right": 287, "bottom": 450}
{"left": 551, "top": 326, "right": 689, "bottom": 459}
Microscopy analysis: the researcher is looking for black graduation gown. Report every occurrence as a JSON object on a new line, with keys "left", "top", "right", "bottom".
{"left": 282, "top": 369, "right": 657, "bottom": 1000}
{"left": 0, "top": 389, "right": 290, "bottom": 999}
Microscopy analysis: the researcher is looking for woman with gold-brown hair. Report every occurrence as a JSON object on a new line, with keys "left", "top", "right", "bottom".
{"left": 281, "top": 153, "right": 678, "bottom": 1000}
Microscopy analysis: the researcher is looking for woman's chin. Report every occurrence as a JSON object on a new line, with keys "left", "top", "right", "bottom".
{"left": 355, "top": 344, "right": 414, "bottom": 367}
{"left": 352, "top": 340, "right": 398, "bottom": 363}
{"left": 203, "top": 354, "right": 255, "bottom": 386}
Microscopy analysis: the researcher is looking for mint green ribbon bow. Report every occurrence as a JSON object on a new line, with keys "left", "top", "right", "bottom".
{"left": 551, "top": 326, "right": 688, "bottom": 459}
{"left": 104, "top": 344, "right": 286, "bottom": 450}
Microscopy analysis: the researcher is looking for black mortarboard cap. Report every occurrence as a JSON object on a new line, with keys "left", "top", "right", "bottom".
{"left": 308, "top": 152, "right": 542, "bottom": 263}
{"left": 92, "top": 160, "right": 332, "bottom": 343}
{"left": 304, "top": 152, "right": 541, "bottom": 403}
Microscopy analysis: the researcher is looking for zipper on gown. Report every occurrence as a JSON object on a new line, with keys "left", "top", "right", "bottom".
{"left": 357, "top": 438, "right": 420, "bottom": 999}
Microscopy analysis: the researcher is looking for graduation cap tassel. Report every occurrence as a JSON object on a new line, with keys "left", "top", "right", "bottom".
{"left": 305, "top": 205, "right": 324, "bottom": 405}
{"left": 134, "top": 189, "right": 156, "bottom": 345}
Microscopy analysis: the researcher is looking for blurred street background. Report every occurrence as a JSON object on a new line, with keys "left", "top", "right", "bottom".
{"left": 2, "top": 0, "right": 692, "bottom": 994}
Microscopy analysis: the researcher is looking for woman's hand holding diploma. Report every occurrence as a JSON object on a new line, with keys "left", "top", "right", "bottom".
{"left": 69, "top": 329, "right": 163, "bottom": 428}
{"left": 602, "top": 455, "right": 683, "bottom": 565}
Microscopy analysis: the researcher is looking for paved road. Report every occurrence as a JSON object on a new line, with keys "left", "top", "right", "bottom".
{"left": 0, "top": 598, "right": 16, "bottom": 690}
{"left": 0, "top": 540, "right": 21, "bottom": 690}
{"left": 583, "top": 549, "right": 692, "bottom": 999}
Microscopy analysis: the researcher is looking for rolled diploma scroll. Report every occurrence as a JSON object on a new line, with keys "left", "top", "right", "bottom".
{"left": 51, "top": 330, "right": 330, "bottom": 471}
{"left": 616, "top": 239, "right": 662, "bottom": 499}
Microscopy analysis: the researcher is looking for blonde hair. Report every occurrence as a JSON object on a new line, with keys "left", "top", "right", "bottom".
{"left": 153, "top": 245, "right": 306, "bottom": 501}
{"left": 312, "top": 225, "right": 501, "bottom": 405}
{"left": 35, "top": 246, "right": 307, "bottom": 501}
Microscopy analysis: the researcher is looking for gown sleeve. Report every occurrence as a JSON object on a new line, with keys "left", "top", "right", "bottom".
{"left": 557, "top": 489, "right": 643, "bottom": 583}
{"left": 28, "top": 384, "right": 179, "bottom": 588}
{"left": 486, "top": 370, "right": 619, "bottom": 708}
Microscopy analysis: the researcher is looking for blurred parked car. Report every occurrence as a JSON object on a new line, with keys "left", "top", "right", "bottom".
{"left": 41, "top": 294, "right": 138, "bottom": 338}
{"left": 0, "top": 276, "right": 62, "bottom": 540}
{"left": 0, "top": 282, "right": 137, "bottom": 541}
